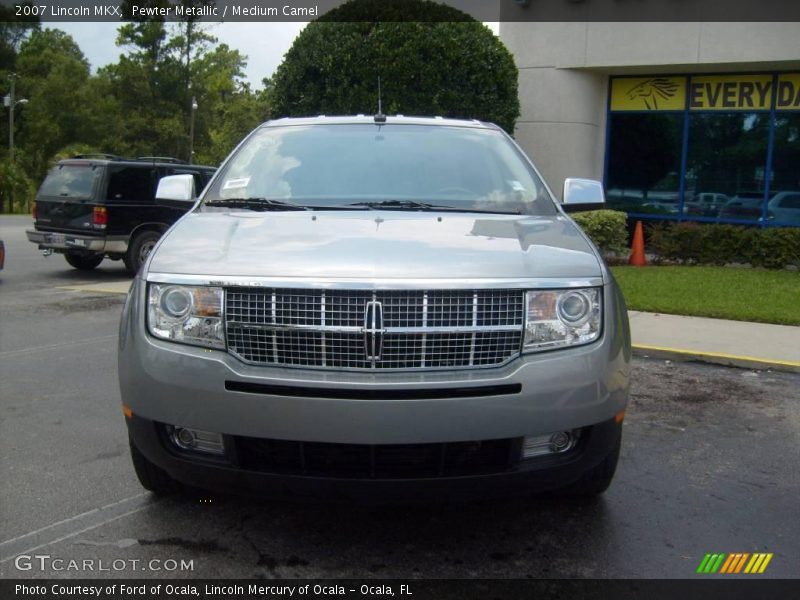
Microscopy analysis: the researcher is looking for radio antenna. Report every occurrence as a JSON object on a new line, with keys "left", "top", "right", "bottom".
{"left": 374, "top": 76, "right": 386, "bottom": 123}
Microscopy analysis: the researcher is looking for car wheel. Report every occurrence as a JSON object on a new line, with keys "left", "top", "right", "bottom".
{"left": 129, "top": 440, "right": 181, "bottom": 495}
{"left": 64, "top": 252, "right": 104, "bottom": 271}
{"left": 124, "top": 230, "right": 161, "bottom": 275}
{"left": 561, "top": 429, "right": 622, "bottom": 497}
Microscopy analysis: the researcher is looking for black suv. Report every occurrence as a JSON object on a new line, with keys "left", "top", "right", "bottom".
{"left": 26, "top": 155, "right": 216, "bottom": 274}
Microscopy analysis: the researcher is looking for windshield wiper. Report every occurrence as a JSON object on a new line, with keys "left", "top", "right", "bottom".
{"left": 205, "top": 198, "right": 523, "bottom": 215}
{"left": 344, "top": 200, "right": 523, "bottom": 214}
{"left": 346, "top": 200, "right": 444, "bottom": 210}
{"left": 204, "top": 198, "right": 309, "bottom": 211}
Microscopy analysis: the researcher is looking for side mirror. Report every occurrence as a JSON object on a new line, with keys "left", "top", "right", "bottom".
{"left": 562, "top": 178, "right": 606, "bottom": 213}
{"left": 156, "top": 174, "right": 196, "bottom": 205}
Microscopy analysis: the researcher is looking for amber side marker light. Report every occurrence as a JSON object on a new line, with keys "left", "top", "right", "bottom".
{"left": 615, "top": 410, "right": 625, "bottom": 424}
{"left": 122, "top": 404, "right": 133, "bottom": 419}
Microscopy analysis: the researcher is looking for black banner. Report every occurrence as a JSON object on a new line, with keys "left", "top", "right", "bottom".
{"left": 1, "top": 0, "right": 799, "bottom": 23}
{"left": 3, "top": 579, "right": 800, "bottom": 600}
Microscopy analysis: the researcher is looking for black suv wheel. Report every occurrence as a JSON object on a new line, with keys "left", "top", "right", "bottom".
{"left": 64, "top": 252, "right": 104, "bottom": 271}
{"left": 124, "top": 230, "right": 161, "bottom": 275}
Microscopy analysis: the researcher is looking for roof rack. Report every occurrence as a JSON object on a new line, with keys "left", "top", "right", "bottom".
{"left": 135, "top": 156, "right": 187, "bottom": 164}
{"left": 72, "top": 153, "right": 122, "bottom": 160}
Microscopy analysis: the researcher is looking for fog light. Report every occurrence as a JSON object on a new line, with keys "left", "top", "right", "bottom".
{"left": 522, "top": 430, "right": 577, "bottom": 459}
{"left": 176, "top": 428, "right": 196, "bottom": 447}
{"left": 169, "top": 426, "right": 225, "bottom": 455}
{"left": 550, "top": 431, "right": 571, "bottom": 451}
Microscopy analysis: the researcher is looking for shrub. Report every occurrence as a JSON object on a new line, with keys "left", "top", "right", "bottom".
{"left": 751, "top": 227, "right": 800, "bottom": 269}
{"left": 270, "top": 0, "right": 520, "bottom": 133}
{"left": 647, "top": 222, "right": 800, "bottom": 269}
{"left": 0, "top": 160, "right": 36, "bottom": 214}
{"left": 571, "top": 210, "right": 629, "bottom": 255}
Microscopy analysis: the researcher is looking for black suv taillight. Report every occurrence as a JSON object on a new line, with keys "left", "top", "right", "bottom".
{"left": 93, "top": 206, "right": 108, "bottom": 227}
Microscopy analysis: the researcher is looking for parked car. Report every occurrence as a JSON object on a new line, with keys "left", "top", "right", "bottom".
{"left": 765, "top": 191, "right": 800, "bottom": 225}
{"left": 118, "top": 116, "right": 631, "bottom": 501}
{"left": 683, "top": 192, "right": 729, "bottom": 217}
{"left": 640, "top": 191, "right": 680, "bottom": 215}
{"left": 26, "top": 155, "right": 216, "bottom": 274}
{"left": 641, "top": 200, "right": 679, "bottom": 215}
{"left": 719, "top": 193, "right": 765, "bottom": 221}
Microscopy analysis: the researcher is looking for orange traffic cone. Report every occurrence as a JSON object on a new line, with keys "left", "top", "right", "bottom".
{"left": 629, "top": 220, "right": 647, "bottom": 267}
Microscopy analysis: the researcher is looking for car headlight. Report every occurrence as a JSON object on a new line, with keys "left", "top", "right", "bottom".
{"left": 148, "top": 284, "right": 224, "bottom": 349}
{"left": 523, "top": 288, "right": 601, "bottom": 352}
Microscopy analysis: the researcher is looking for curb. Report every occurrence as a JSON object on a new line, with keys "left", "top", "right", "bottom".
{"left": 632, "top": 344, "right": 800, "bottom": 374}
{"left": 57, "top": 282, "right": 132, "bottom": 295}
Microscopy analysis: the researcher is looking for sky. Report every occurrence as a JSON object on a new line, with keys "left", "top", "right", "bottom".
{"left": 52, "top": 21, "right": 499, "bottom": 90}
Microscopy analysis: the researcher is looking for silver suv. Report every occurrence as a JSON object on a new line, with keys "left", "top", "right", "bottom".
{"left": 118, "top": 116, "right": 631, "bottom": 500}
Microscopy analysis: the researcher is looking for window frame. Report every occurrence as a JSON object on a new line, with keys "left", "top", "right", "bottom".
{"left": 605, "top": 71, "right": 800, "bottom": 227}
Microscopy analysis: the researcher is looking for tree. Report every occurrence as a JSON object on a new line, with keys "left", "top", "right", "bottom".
{"left": 167, "top": 1, "right": 217, "bottom": 90}
{"left": 0, "top": 0, "right": 40, "bottom": 186}
{"left": 0, "top": 159, "right": 35, "bottom": 214}
{"left": 15, "top": 29, "right": 95, "bottom": 180}
{"left": 0, "top": 1, "right": 40, "bottom": 72}
{"left": 108, "top": 4, "right": 184, "bottom": 157}
{"left": 0, "top": 11, "right": 269, "bottom": 212}
{"left": 192, "top": 43, "right": 269, "bottom": 165}
{"left": 111, "top": 2, "right": 250, "bottom": 162}
{"left": 270, "top": 0, "right": 520, "bottom": 133}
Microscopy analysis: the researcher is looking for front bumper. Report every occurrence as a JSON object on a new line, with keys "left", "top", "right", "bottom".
{"left": 26, "top": 229, "right": 128, "bottom": 254}
{"left": 119, "top": 275, "right": 630, "bottom": 497}
{"left": 127, "top": 414, "right": 623, "bottom": 501}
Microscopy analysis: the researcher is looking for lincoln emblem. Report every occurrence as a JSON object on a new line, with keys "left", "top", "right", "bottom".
{"left": 363, "top": 300, "right": 385, "bottom": 361}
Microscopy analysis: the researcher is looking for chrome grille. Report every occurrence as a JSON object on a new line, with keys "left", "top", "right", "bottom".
{"left": 225, "top": 289, "right": 524, "bottom": 370}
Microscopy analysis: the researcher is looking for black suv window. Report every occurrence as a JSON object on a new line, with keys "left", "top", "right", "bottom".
{"left": 39, "top": 164, "right": 102, "bottom": 199}
{"left": 107, "top": 167, "right": 157, "bottom": 202}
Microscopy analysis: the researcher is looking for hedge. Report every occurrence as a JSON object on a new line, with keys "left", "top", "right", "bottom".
{"left": 647, "top": 222, "right": 800, "bottom": 269}
{"left": 270, "top": 0, "right": 520, "bottom": 133}
{"left": 571, "top": 210, "right": 629, "bottom": 255}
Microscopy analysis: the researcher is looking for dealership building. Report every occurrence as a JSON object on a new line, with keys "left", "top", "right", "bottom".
{"left": 499, "top": 21, "right": 800, "bottom": 226}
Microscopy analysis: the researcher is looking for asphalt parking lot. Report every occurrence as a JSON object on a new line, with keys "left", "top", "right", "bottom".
{"left": 1, "top": 214, "right": 798, "bottom": 580}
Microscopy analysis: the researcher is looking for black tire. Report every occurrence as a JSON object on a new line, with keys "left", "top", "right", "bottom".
{"left": 64, "top": 252, "right": 104, "bottom": 271}
{"left": 124, "top": 230, "right": 161, "bottom": 275}
{"left": 129, "top": 440, "right": 181, "bottom": 495}
{"left": 561, "top": 430, "right": 622, "bottom": 497}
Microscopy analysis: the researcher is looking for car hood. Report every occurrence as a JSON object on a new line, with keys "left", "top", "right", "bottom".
{"left": 148, "top": 210, "right": 603, "bottom": 280}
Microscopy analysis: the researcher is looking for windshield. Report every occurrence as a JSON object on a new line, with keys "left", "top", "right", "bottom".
{"left": 204, "top": 123, "right": 557, "bottom": 215}
{"left": 38, "top": 163, "right": 102, "bottom": 199}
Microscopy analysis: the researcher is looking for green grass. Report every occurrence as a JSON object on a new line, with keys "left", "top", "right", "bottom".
{"left": 610, "top": 266, "right": 800, "bottom": 326}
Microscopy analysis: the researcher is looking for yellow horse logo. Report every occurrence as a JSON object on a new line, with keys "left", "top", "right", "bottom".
{"left": 626, "top": 78, "right": 681, "bottom": 110}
